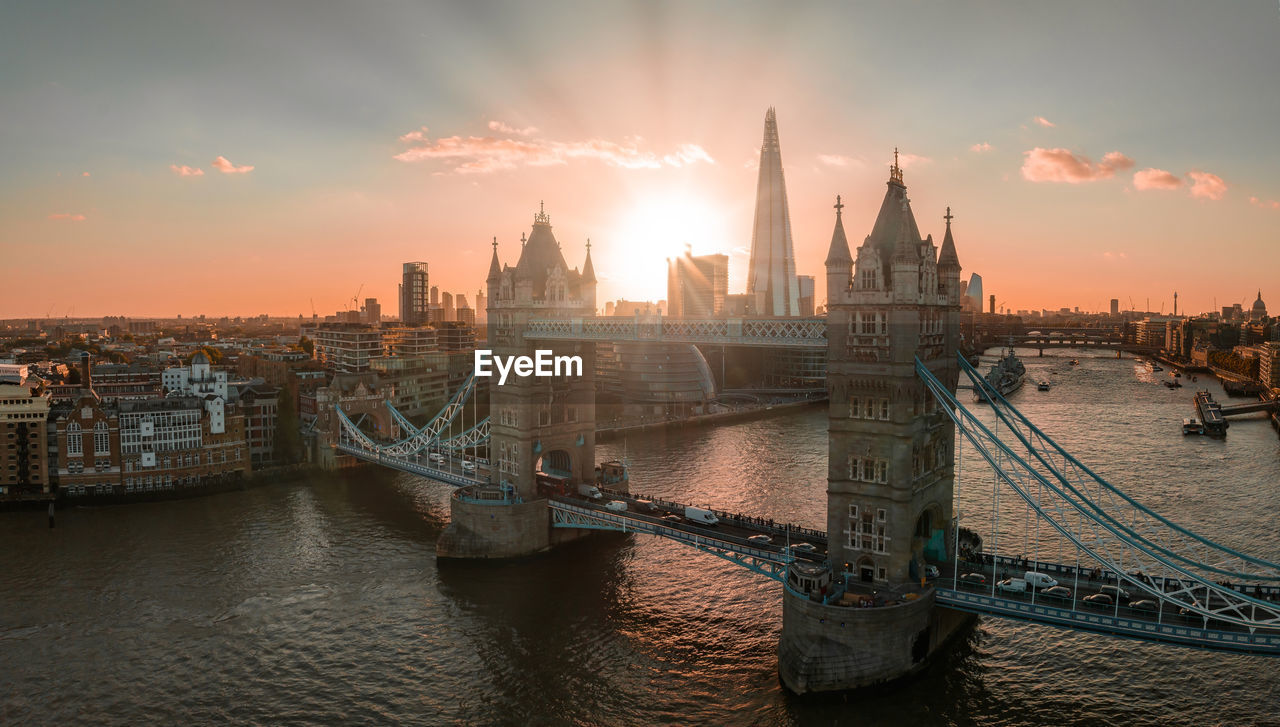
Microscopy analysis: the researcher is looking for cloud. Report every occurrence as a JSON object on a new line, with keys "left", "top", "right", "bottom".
{"left": 212, "top": 155, "right": 254, "bottom": 174}
{"left": 731, "top": 246, "right": 751, "bottom": 257}
{"left": 818, "top": 154, "right": 863, "bottom": 167}
{"left": 1020, "top": 147, "right": 1134, "bottom": 183}
{"left": 970, "top": 142, "right": 992, "bottom": 153}
{"left": 1187, "top": 171, "right": 1227, "bottom": 200}
{"left": 1250, "top": 196, "right": 1280, "bottom": 210}
{"left": 170, "top": 164, "right": 205, "bottom": 177}
{"left": 897, "top": 152, "right": 931, "bottom": 169}
{"left": 49, "top": 213, "right": 86, "bottom": 222}
{"left": 1033, "top": 116, "right": 1056, "bottom": 128}
{"left": 81, "top": 171, "right": 90, "bottom": 177}
{"left": 1101, "top": 251, "right": 1128, "bottom": 260}
{"left": 399, "top": 126, "right": 429, "bottom": 142}
{"left": 487, "top": 120, "right": 538, "bottom": 136}
{"left": 663, "top": 144, "right": 714, "bottom": 166}
{"left": 395, "top": 127, "right": 716, "bottom": 174}
{"left": 1133, "top": 168, "right": 1182, "bottom": 191}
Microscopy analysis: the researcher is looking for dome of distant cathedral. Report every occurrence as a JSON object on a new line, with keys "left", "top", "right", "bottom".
{"left": 1251, "top": 290, "right": 1267, "bottom": 319}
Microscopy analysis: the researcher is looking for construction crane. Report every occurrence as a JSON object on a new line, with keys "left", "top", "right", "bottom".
{"left": 350, "top": 283, "right": 364, "bottom": 311}
{"left": 309, "top": 298, "right": 317, "bottom": 318}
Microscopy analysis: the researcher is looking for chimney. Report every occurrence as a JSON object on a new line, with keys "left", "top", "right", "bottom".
{"left": 989, "top": 295, "right": 996, "bottom": 316}
{"left": 80, "top": 350, "right": 93, "bottom": 391}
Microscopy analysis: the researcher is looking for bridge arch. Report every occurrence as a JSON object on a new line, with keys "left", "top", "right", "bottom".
{"left": 536, "top": 449, "right": 573, "bottom": 479}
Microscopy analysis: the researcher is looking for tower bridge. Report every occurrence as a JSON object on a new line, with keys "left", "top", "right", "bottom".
{"left": 331, "top": 137, "right": 1279, "bottom": 692}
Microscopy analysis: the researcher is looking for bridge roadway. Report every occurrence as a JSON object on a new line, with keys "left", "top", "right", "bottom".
{"left": 550, "top": 491, "right": 1280, "bottom": 654}
{"left": 935, "top": 557, "right": 1280, "bottom": 655}
{"left": 335, "top": 443, "right": 488, "bottom": 487}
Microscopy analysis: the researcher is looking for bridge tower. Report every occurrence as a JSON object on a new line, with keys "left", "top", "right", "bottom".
{"left": 437, "top": 203, "right": 599, "bottom": 559}
{"left": 778, "top": 156, "right": 969, "bottom": 693}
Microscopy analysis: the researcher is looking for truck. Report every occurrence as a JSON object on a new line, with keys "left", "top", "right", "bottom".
{"left": 577, "top": 483, "right": 603, "bottom": 500}
{"left": 683, "top": 506, "right": 719, "bottom": 526}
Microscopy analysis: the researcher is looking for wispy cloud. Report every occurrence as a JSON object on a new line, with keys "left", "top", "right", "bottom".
{"left": 1187, "top": 171, "right": 1227, "bottom": 200}
{"left": 1021, "top": 147, "right": 1133, "bottom": 183}
{"left": 1133, "top": 168, "right": 1182, "bottom": 191}
{"left": 395, "top": 127, "right": 715, "bottom": 174}
{"left": 399, "top": 126, "right": 429, "bottom": 142}
{"left": 1033, "top": 116, "right": 1056, "bottom": 128}
{"left": 970, "top": 142, "right": 993, "bottom": 153}
{"left": 731, "top": 246, "right": 751, "bottom": 257}
{"left": 212, "top": 155, "right": 254, "bottom": 174}
{"left": 897, "top": 152, "right": 931, "bottom": 169}
{"left": 817, "top": 154, "right": 863, "bottom": 167}
{"left": 81, "top": 171, "right": 90, "bottom": 177}
{"left": 488, "top": 120, "right": 538, "bottom": 136}
{"left": 1249, "top": 196, "right": 1280, "bottom": 210}
{"left": 1101, "top": 251, "right": 1128, "bottom": 260}
{"left": 49, "top": 213, "right": 86, "bottom": 222}
{"left": 170, "top": 164, "right": 204, "bottom": 177}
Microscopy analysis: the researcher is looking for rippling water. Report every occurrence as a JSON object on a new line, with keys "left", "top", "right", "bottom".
{"left": 2, "top": 349, "right": 1278, "bottom": 726}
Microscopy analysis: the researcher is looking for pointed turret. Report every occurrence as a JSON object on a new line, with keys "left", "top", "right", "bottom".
{"left": 825, "top": 195, "right": 853, "bottom": 306}
{"left": 746, "top": 107, "right": 800, "bottom": 316}
{"left": 582, "top": 239, "right": 596, "bottom": 283}
{"left": 937, "top": 207, "right": 960, "bottom": 270}
{"left": 825, "top": 195, "right": 853, "bottom": 267}
{"left": 487, "top": 236, "right": 502, "bottom": 282}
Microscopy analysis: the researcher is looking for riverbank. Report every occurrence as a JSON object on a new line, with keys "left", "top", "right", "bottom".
{"left": 595, "top": 397, "right": 826, "bottom": 442}
{"left": 0, "top": 463, "right": 323, "bottom": 512}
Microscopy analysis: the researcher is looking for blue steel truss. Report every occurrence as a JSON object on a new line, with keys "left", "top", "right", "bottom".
{"left": 335, "top": 373, "right": 489, "bottom": 458}
{"left": 959, "top": 355, "right": 1280, "bottom": 582}
{"left": 916, "top": 356, "right": 1280, "bottom": 631}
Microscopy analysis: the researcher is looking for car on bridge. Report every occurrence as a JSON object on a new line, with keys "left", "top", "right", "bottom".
{"left": 461, "top": 460, "right": 476, "bottom": 472}
{"left": 428, "top": 453, "right": 444, "bottom": 463}
{"left": 747, "top": 534, "right": 773, "bottom": 545}
{"left": 958, "top": 572, "right": 987, "bottom": 585}
{"left": 1023, "top": 571, "right": 1058, "bottom": 589}
{"left": 661, "top": 514, "right": 684, "bottom": 525}
{"left": 1040, "top": 586, "right": 1072, "bottom": 601}
{"left": 1128, "top": 599, "right": 1160, "bottom": 613}
{"left": 787, "top": 542, "right": 817, "bottom": 554}
{"left": 924, "top": 565, "right": 941, "bottom": 579}
{"left": 1097, "top": 585, "right": 1131, "bottom": 604}
{"left": 604, "top": 500, "right": 627, "bottom": 512}
{"left": 1083, "top": 593, "right": 1114, "bottom": 608}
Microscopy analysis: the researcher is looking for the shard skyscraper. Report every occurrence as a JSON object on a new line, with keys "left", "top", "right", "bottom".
{"left": 746, "top": 107, "right": 800, "bottom": 317}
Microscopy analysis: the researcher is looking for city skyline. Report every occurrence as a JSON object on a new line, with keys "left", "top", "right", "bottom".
{"left": 4, "top": 2, "right": 1280, "bottom": 318}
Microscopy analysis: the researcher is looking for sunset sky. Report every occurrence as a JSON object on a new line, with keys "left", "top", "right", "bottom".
{"left": 3, "top": 1, "right": 1277, "bottom": 319}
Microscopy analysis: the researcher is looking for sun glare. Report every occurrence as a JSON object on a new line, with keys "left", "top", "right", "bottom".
{"left": 606, "top": 191, "right": 733, "bottom": 302}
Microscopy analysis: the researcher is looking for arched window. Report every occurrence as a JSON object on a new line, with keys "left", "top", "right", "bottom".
{"left": 66, "top": 421, "right": 83, "bottom": 456}
{"left": 94, "top": 421, "right": 110, "bottom": 455}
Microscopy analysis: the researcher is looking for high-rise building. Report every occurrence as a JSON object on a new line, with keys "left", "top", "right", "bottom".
{"left": 400, "top": 263, "right": 428, "bottom": 325}
{"left": 441, "top": 291, "right": 455, "bottom": 323}
{"left": 962, "top": 273, "right": 983, "bottom": 312}
{"left": 796, "top": 275, "right": 815, "bottom": 316}
{"left": 475, "top": 290, "right": 487, "bottom": 324}
{"left": 362, "top": 298, "right": 381, "bottom": 325}
{"left": 667, "top": 249, "right": 728, "bottom": 318}
{"left": 1110, "top": 298, "right": 1120, "bottom": 315}
{"left": 746, "top": 108, "right": 800, "bottom": 316}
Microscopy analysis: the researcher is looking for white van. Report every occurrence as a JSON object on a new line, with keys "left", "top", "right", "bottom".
{"left": 604, "top": 500, "right": 627, "bottom": 512}
{"left": 577, "top": 484, "right": 603, "bottom": 500}
{"left": 1023, "top": 571, "right": 1059, "bottom": 589}
{"left": 997, "top": 578, "right": 1028, "bottom": 594}
{"left": 683, "top": 506, "right": 719, "bottom": 526}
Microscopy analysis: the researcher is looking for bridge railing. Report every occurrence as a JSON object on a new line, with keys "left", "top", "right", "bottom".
{"left": 599, "top": 487, "right": 827, "bottom": 542}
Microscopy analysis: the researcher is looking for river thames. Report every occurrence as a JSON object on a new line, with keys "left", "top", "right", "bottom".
{"left": 3, "top": 350, "right": 1278, "bottom": 725}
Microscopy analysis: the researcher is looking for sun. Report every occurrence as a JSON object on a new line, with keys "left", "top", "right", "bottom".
{"left": 604, "top": 190, "right": 734, "bottom": 303}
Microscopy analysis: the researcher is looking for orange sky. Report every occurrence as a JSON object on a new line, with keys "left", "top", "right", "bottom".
{"left": 3, "top": 3, "right": 1277, "bottom": 319}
